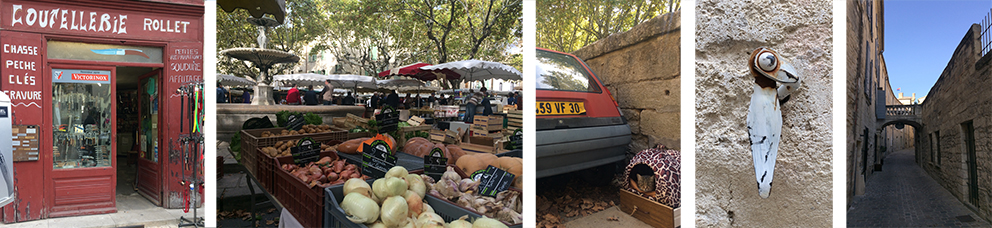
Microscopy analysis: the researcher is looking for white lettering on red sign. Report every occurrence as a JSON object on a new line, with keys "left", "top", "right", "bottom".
{"left": 10, "top": 4, "right": 191, "bottom": 35}
{"left": 3, "top": 44, "right": 38, "bottom": 55}
{"left": 71, "top": 73, "right": 108, "bottom": 81}
{"left": 170, "top": 75, "right": 202, "bottom": 84}
{"left": 2, "top": 91, "right": 41, "bottom": 101}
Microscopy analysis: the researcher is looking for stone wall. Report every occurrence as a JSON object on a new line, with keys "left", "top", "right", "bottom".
{"left": 846, "top": 0, "right": 885, "bottom": 205}
{"left": 695, "top": 0, "right": 832, "bottom": 226}
{"left": 918, "top": 24, "right": 992, "bottom": 220}
{"left": 573, "top": 11, "right": 681, "bottom": 152}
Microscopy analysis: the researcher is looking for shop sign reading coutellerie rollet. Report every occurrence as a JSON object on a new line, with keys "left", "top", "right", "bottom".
{"left": 1, "top": 2, "right": 201, "bottom": 41}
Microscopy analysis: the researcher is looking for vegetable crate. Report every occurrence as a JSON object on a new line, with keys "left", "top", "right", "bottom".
{"left": 241, "top": 127, "right": 348, "bottom": 190}
{"left": 428, "top": 188, "right": 523, "bottom": 227}
{"left": 272, "top": 151, "right": 342, "bottom": 228}
{"left": 618, "top": 189, "right": 678, "bottom": 228}
{"left": 324, "top": 179, "right": 482, "bottom": 228}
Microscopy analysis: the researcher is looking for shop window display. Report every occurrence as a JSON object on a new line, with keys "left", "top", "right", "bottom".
{"left": 52, "top": 69, "right": 113, "bottom": 169}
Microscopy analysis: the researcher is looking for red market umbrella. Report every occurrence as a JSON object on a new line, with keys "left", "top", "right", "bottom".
{"left": 378, "top": 62, "right": 432, "bottom": 78}
{"left": 378, "top": 62, "right": 462, "bottom": 81}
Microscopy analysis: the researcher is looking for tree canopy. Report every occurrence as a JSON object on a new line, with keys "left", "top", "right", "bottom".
{"left": 537, "top": 0, "right": 679, "bottom": 53}
{"left": 217, "top": 0, "right": 522, "bottom": 84}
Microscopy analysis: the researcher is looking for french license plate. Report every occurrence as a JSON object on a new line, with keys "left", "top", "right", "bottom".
{"left": 536, "top": 101, "right": 585, "bottom": 115}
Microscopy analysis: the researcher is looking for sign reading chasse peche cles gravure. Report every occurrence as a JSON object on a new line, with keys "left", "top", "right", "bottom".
{"left": 1, "top": 2, "right": 201, "bottom": 41}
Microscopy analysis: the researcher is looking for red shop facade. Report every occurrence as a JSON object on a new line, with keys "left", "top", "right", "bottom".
{"left": 0, "top": 0, "right": 203, "bottom": 222}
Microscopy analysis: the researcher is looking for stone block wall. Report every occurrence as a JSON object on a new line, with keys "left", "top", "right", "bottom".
{"left": 572, "top": 11, "right": 681, "bottom": 152}
{"left": 695, "top": 0, "right": 832, "bottom": 226}
{"left": 846, "top": 0, "right": 885, "bottom": 205}
{"left": 919, "top": 24, "right": 992, "bottom": 220}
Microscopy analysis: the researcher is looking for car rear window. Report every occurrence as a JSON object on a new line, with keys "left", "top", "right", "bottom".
{"left": 536, "top": 49, "right": 602, "bottom": 93}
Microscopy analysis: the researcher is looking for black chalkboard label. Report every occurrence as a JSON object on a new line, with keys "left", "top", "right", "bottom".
{"left": 290, "top": 137, "right": 320, "bottom": 165}
{"left": 423, "top": 147, "right": 448, "bottom": 181}
{"left": 477, "top": 165, "right": 515, "bottom": 197}
{"left": 361, "top": 140, "right": 397, "bottom": 178}
{"left": 286, "top": 113, "right": 306, "bottom": 131}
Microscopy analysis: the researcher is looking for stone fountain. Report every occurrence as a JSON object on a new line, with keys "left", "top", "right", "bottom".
{"left": 219, "top": 17, "right": 299, "bottom": 105}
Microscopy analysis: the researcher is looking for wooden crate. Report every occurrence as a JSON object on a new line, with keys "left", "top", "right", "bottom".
{"left": 618, "top": 189, "right": 677, "bottom": 228}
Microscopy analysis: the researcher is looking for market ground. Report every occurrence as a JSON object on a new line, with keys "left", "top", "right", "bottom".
{"left": 0, "top": 194, "right": 202, "bottom": 228}
{"left": 536, "top": 171, "right": 654, "bottom": 228}
{"left": 217, "top": 141, "right": 282, "bottom": 227}
{"left": 847, "top": 148, "right": 991, "bottom": 227}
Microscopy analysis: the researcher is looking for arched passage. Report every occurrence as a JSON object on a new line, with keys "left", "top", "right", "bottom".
{"left": 877, "top": 119, "right": 924, "bottom": 166}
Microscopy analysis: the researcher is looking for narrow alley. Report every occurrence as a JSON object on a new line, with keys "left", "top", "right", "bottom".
{"left": 847, "top": 148, "right": 990, "bottom": 227}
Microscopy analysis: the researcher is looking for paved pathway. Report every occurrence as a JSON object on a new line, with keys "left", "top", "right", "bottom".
{"left": 848, "top": 148, "right": 990, "bottom": 227}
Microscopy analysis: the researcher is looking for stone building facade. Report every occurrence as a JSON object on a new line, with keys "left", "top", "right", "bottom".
{"left": 847, "top": 0, "right": 888, "bottom": 204}
{"left": 916, "top": 23, "right": 992, "bottom": 220}
{"left": 572, "top": 12, "right": 681, "bottom": 152}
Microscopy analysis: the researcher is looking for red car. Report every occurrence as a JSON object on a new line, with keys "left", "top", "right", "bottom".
{"left": 536, "top": 48, "right": 632, "bottom": 181}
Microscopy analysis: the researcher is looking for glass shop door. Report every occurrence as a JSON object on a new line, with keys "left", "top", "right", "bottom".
{"left": 136, "top": 70, "right": 163, "bottom": 205}
{"left": 48, "top": 66, "right": 117, "bottom": 216}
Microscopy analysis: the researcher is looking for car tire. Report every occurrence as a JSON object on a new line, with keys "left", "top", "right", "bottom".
{"left": 578, "top": 163, "right": 617, "bottom": 186}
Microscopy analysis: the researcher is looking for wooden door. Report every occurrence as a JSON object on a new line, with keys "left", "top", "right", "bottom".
{"left": 47, "top": 65, "right": 117, "bottom": 217}
{"left": 136, "top": 70, "right": 163, "bottom": 205}
{"left": 963, "top": 121, "right": 979, "bottom": 207}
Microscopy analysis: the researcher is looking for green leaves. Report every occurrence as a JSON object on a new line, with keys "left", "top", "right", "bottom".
{"left": 537, "top": 0, "right": 680, "bottom": 53}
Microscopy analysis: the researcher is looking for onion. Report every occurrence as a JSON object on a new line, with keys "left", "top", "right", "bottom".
{"left": 341, "top": 192, "right": 379, "bottom": 224}
{"left": 373, "top": 177, "right": 408, "bottom": 200}
{"left": 405, "top": 174, "right": 427, "bottom": 199}
{"left": 448, "top": 216, "right": 473, "bottom": 228}
{"left": 404, "top": 190, "right": 423, "bottom": 217}
{"left": 473, "top": 216, "right": 508, "bottom": 228}
{"left": 344, "top": 178, "right": 372, "bottom": 197}
{"left": 380, "top": 196, "right": 409, "bottom": 227}
{"left": 385, "top": 166, "right": 409, "bottom": 178}
{"left": 423, "top": 203, "right": 434, "bottom": 215}
{"left": 415, "top": 212, "right": 444, "bottom": 228}
{"left": 368, "top": 221, "right": 386, "bottom": 228}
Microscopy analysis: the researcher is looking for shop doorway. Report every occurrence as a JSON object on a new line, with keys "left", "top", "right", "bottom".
{"left": 114, "top": 67, "right": 163, "bottom": 206}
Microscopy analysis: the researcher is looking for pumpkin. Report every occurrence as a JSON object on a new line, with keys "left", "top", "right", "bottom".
{"left": 445, "top": 145, "right": 465, "bottom": 165}
{"left": 338, "top": 137, "right": 370, "bottom": 154}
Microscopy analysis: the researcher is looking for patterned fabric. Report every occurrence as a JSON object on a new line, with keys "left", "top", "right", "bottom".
{"left": 623, "top": 144, "right": 681, "bottom": 208}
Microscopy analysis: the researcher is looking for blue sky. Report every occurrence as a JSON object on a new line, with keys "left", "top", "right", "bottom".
{"left": 884, "top": 0, "right": 989, "bottom": 98}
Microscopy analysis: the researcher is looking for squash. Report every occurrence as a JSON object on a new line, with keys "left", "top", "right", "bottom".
{"left": 455, "top": 154, "right": 486, "bottom": 174}
{"left": 492, "top": 157, "right": 522, "bottom": 177}
{"left": 474, "top": 153, "right": 498, "bottom": 169}
{"left": 338, "top": 137, "right": 370, "bottom": 154}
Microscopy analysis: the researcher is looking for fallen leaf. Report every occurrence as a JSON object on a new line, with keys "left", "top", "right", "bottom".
{"left": 266, "top": 220, "right": 275, "bottom": 225}
{"left": 608, "top": 216, "right": 619, "bottom": 221}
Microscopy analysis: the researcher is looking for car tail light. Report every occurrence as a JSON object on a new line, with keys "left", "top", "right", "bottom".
{"left": 605, "top": 88, "right": 619, "bottom": 107}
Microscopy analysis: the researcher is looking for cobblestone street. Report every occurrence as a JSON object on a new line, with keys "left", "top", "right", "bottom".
{"left": 848, "top": 148, "right": 990, "bottom": 227}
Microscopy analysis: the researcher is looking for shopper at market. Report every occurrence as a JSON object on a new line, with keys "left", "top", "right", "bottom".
{"left": 506, "top": 92, "right": 516, "bottom": 107}
{"left": 515, "top": 91, "right": 522, "bottom": 110}
{"left": 342, "top": 92, "right": 356, "bottom": 105}
{"left": 414, "top": 94, "right": 423, "bottom": 108}
{"left": 480, "top": 87, "right": 493, "bottom": 116}
{"left": 403, "top": 94, "right": 414, "bottom": 109}
{"left": 464, "top": 89, "right": 479, "bottom": 123}
{"left": 322, "top": 79, "right": 335, "bottom": 105}
{"left": 216, "top": 86, "right": 228, "bottom": 103}
{"left": 439, "top": 94, "right": 448, "bottom": 105}
{"left": 385, "top": 90, "right": 400, "bottom": 109}
{"left": 242, "top": 89, "right": 251, "bottom": 103}
{"left": 370, "top": 92, "right": 381, "bottom": 109}
{"left": 303, "top": 85, "right": 319, "bottom": 105}
{"left": 286, "top": 84, "right": 301, "bottom": 105}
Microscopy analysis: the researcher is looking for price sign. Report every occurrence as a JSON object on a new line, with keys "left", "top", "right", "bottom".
{"left": 477, "top": 165, "right": 515, "bottom": 197}
{"left": 361, "top": 139, "right": 397, "bottom": 178}
{"left": 290, "top": 137, "right": 320, "bottom": 165}
{"left": 423, "top": 147, "right": 448, "bottom": 181}
{"left": 286, "top": 113, "right": 306, "bottom": 130}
